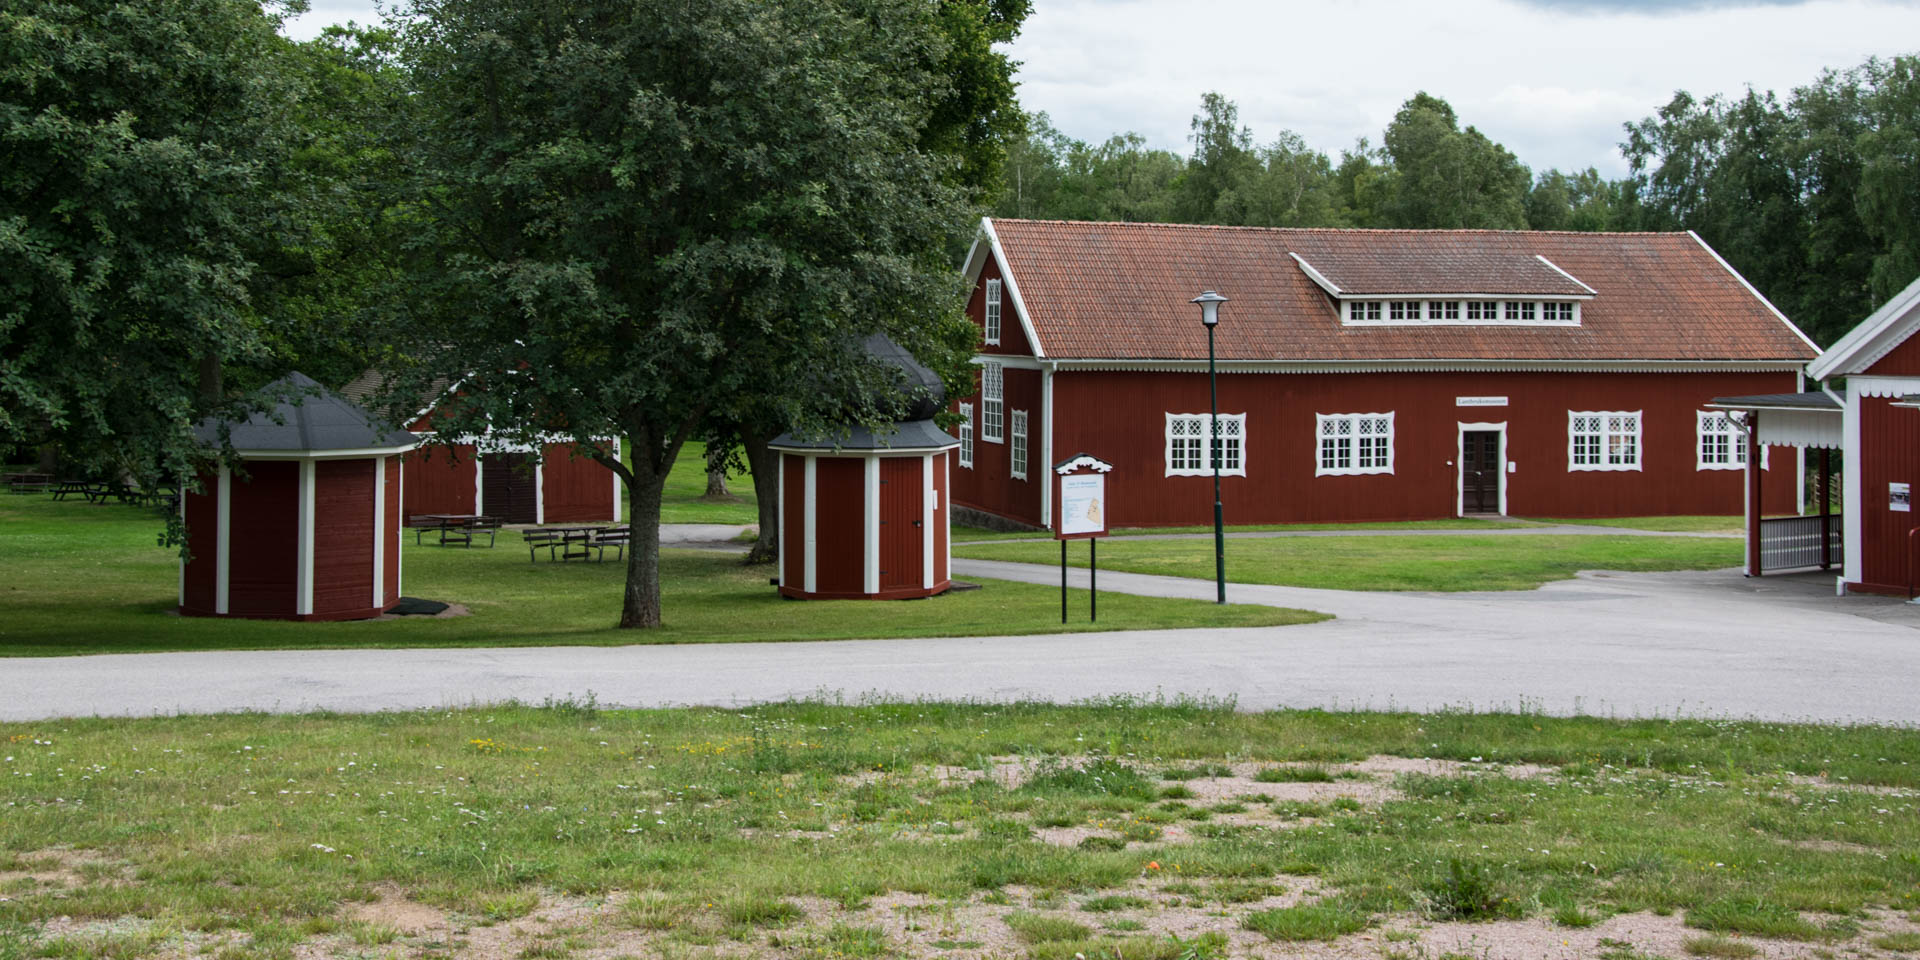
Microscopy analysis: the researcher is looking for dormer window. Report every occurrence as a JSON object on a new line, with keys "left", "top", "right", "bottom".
{"left": 1341, "top": 298, "right": 1583, "bottom": 327}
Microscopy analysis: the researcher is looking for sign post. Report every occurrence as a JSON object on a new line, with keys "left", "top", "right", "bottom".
{"left": 1054, "top": 454, "right": 1113, "bottom": 624}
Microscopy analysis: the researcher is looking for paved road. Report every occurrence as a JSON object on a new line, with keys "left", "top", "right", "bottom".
{"left": 959, "top": 522, "right": 1741, "bottom": 543}
{"left": 3, "top": 559, "right": 1916, "bottom": 725}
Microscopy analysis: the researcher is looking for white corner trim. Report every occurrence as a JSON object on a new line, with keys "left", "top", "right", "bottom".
{"left": 978, "top": 219, "right": 1048, "bottom": 358}
{"left": 1289, "top": 253, "right": 1342, "bottom": 296}
{"left": 534, "top": 453, "right": 546, "bottom": 525}
{"left": 1843, "top": 380, "right": 1863, "bottom": 584}
{"left": 803, "top": 456, "right": 818, "bottom": 595}
{"left": 472, "top": 457, "right": 484, "bottom": 516}
{"left": 1534, "top": 255, "right": 1598, "bottom": 295}
{"left": 1455, "top": 421, "right": 1509, "bottom": 517}
{"left": 1689, "top": 230, "right": 1821, "bottom": 355}
{"left": 922, "top": 454, "right": 934, "bottom": 590}
{"left": 373, "top": 457, "right": 386, "bottom": 610}
{"left": 863, "top": 455, "right": 881, "bottom": 595}
{"left": 611, "top": 437, "right": 622, "bottom": 524}
{"left": 297, "top": 459, "right": 316, "bottom": 616}
{"left": 1040, "top": 366, "right": 1054, "bottom": 527}
{"left": 397, "top": 454, "right": 405, "bottom": 598}
{"left": 215, "top": 466, "right": 231, "bottom": 615}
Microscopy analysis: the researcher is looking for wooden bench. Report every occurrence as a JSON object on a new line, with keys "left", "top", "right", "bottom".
{"left": 440, "top": 516, "right": 500, "bottom": 548}
{"left": 522, "top": 528, "right": 564, "bottom": 562}
{"left": 50, "top": 480, "right": 92, "bottom": 501}
{"left": 3, "top": 473, "right": 51, "bottom": 494}
{"left": 593, "top": 525, "right": 631, "bottom": 562}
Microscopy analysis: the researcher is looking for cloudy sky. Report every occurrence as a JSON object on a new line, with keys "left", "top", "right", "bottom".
{"left": 283, "top": 0, "right": 1920, "bottom": 176}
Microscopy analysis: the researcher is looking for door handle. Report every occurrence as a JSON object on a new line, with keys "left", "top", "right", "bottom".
{"left": 912, "top": 520, "right": 922, "bottom": 527}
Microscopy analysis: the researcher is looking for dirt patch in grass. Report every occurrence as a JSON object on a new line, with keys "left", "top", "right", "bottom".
{"left": 1778, "top": 838, "right": 1882, "bottom": 855}
{"left": 0, "top": 847, "right": 114, "bottom": 889}
{"left": 347, "top": 885, "right": 451, "bottom": 934}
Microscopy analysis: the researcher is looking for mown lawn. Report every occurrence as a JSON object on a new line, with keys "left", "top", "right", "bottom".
{"left": 1530, "top": 515, "right": 1745, "bottom": 534}
{"left": 957, "top": 534, "right": 1744, "bottom": 592}
{"left": 0, "top": 701, "right": 1915, "bottom": 959}
{"left": 649, "top": 440, "right": 760, "bottom": 525}
{"left": 951, "top": 517, "right": 1529, "bottom": 543}
{"left": 0, "top": 497, "right": 1321, "bottom": 657}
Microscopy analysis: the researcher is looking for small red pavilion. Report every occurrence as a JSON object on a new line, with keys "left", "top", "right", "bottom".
{"left": 771, "top": 336, "right": 960, "bottom": 600}
{"left": 181, "top": 373, "right": 420, "bottom": 620}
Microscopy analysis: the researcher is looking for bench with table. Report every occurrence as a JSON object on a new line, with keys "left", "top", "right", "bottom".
{"left": 3, "top": 473, "right": 51, "bottom": 494}
{"left": 410, "top": 514, "right": 501, "bottom": 547}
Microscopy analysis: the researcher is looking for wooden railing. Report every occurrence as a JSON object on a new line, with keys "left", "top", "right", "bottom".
{"left": 1759, "top": 514, "right": 1841, "bottom": 572}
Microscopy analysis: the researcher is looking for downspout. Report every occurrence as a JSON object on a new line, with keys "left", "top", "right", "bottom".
{"left": 1040, "top": 361, "right": 1055, "bottom": 529}
{"left": 1731, "top": 410, "right": 1760, "bottom": 576}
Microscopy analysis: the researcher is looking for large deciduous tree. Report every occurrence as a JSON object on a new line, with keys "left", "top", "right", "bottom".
{"left": 0, "top": 0, "right": 307, "bottom": 482}
{"left": 386, "top": 0, "right": 976, "bottom": 628}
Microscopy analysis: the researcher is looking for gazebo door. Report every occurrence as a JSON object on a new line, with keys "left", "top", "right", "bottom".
{"left": 878, "top": 458, "right": 923, "bottom": 590}
{"left": 482, "top": 453, "right": 538, "bottom": 524}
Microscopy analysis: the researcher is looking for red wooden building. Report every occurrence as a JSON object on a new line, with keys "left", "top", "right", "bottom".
{"left": 770, "top": 335, "right": 959, "bottom": 600}
{"left": 1805, "top": 273, "right": 1920, "bottom": 595}
{"left": 181, "top": 373, "right": 419, "bottom": 620}
{"left": 340, "top": 373, "right": 620, "bottom": 525}
{"left": 950, "top": 219, "right": 1816, "bottom": 529}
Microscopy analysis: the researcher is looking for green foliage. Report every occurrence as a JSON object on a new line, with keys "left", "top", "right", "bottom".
{"left": 1242, "top": 901, "right": 1370, "bottom": 941}
{"left": 1021, "top": 759, "right": 1159, "bottom": 800}
{"left": 1378, "top": 92, "right": 1531, "bottom": 229}
{"left": 1004, "top": 912, "right": 1091, "bottom": 944}
{"left": 1685, "top": 897, "right": 1825, "bottom": 940}
{"left": 1421, "top": 860, "right": 1519, "bottom": 921}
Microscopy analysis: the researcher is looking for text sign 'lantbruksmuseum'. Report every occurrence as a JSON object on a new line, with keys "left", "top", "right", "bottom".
{"left": 1455, "top": 396, "right": 1510, "bottom": 407}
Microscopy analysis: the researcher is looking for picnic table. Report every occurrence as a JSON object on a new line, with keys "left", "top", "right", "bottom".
{"left": 2, "top": 472, "right": 51, "bottom": 494}
{"left": 522, "top": 524, "right": 629, "bottom": 562}
{"left": 411, "top": 514, "right": 501, "bottom": 547}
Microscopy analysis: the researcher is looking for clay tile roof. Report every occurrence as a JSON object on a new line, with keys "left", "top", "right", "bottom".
{"left": 985, "top": 219, "right": 1818, "bottom": 364}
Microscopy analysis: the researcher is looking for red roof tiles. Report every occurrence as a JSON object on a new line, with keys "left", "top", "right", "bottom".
{"left": 986, "top": 219, "right": 1817, "bottom": 363}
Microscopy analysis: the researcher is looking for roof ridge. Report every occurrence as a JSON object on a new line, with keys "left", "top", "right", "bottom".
{"left": 988, "top": 217, "right": 1689, "bottom": 238}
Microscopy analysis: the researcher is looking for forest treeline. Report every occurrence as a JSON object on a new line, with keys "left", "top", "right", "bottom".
{"left": 994, "top": 57, "right": 1920, "bottom": 348}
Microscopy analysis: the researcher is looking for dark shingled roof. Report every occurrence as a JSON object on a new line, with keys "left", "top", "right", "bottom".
{"left": 769, "top": 418, "right": 957, "bottom": 452}
{"left": 986, "top": 219, "right": 1818, "bottom": 362}
{"left": 194, "top": 372, "right": 420, "bottom": 452}
{"left": 1706, "top": 392, "right": 1841, "bottom": 411}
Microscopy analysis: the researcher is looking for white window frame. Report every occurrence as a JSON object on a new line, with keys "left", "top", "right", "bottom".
{"left": 1316, "top": 412, "right": 1395, "bottom": 477}
{"left": 983, "top": 278, "right": 1002, "bottom": 346}
{"left": 1342, "top": 298, "right": 1581, "bottom": 327}
{"left": 1165, "top": 413, "right": 1247, "bottom": 478}
{"left": 957, "top": 403, "right": 974, "bottom": 469}
{"left": 980, "top": 361, "right": 1004, "bottom": 443}
{"left": 1568, "top": 410, "right": 1642, "bottom": 472}
{"left": 1010, "top": 409, "right": 1028, "bottom": 480}
{"left": 1696, "top": 410, "right": 1744, "bottom": 471}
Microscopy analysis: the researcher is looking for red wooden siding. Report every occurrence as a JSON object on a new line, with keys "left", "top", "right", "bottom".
{"left": 181, "top": 473, "right": 218, "bottom": 614}
{"left": 541, "top": 443, "right": 616, "bottom": 523}
{"left": 313, "top": 460, "right": 375, "bottom": 617}
{"left": 953, "top": 365, "right": 1044, "bottom": 525}
{"left": 1854, "top": 396, "right": 1920, "bottom": 592}
{"left": 226, "top": 461, "right": 298, "bottom": 617}
{"left": 879, "top": 457, "right": 923, "bottom": 590}
{"left": 782, "top": 454, "right": 805, "bottom": 588}
{"left": 385, "top": 456, "right": 401, "bottom": 606}
{"left": 404, "top": 444, "right": 476, "bottom": 519}
{"left": 1864, "top": 334, "right": 1920, "bottom": 377}
{"left": 933, "top": 451, "right": 950, "bottom": 584}
{"left": 967, "top": 369, "right": 1802, "bottom": 528}
{"left": 971, "top": 255, "right": 1036, "bottom": 357}
{"left": 813, "top": 457, "right": 866, "bottom": 594}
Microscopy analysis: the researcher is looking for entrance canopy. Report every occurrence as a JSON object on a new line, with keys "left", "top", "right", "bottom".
{"left": 1705, "top": 391, "right": 1842, "bottom": 450}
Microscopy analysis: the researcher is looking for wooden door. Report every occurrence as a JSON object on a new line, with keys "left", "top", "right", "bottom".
{"left": 878, "top": 457, "right": 923, "bottom": 590}
{"left": 1461, "top": 432, "right": 1501, "bottom": 515}
{"left": 482, "top": 453, "right": 538, "bottom": 524}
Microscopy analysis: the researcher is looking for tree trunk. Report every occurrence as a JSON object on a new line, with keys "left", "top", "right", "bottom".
{"left": 619, "top": 465, "right": 669, "bottom": 628}
{"left": 704, "top": 461, "right": 729, "bottom": 498}
{"left": 741, "top": 428, "right": 779, "bottom": 564}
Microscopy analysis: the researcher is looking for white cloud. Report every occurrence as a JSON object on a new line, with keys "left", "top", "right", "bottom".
{"left": 284, "top": 0, "right": 1920, "bottom": 177}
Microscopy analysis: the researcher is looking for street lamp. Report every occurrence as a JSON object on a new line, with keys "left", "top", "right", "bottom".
{"left": 1192, "top": 290, "right": 1229, "bottom": 604}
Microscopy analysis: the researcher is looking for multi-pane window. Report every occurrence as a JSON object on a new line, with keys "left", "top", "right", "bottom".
{"left": 957, "top": 403, "right": 974, "bottom": 468}
{"left": 1427, "top": 300, "right": 1460, "bottom": 320}
{"left": 980, "top": 361, "right": 1004, "bottom": 443}
{"left": 1342, "top": 298, "right": 1582, "bottom": 325}
{"left": 1568, "top": 410, "right": 1642, "bottom": 471}
{"left": 983, "top": 278, "right": 1002, "bottom": 345}
{"left": 1697, "top": 411, "right": 1746, "bottom": 470}
{"left": 1388, "top": 300, "right": 1421, "bottom": 321}
{"left": 1316, "top": 413, "right": 1395, "bottom": 476}
{"left": 1466, "top": 300, "right": 1499, "bottom": 321}
{"left": 1010, "top": 409, "right": 1028, "bottom": 480}
{"left": 1348, "top": 301, "right": 1381, "bottom": 322}
{"left": 1165, "top": 413, "right": 1247, "bottom": 477}
{"left": 1545, "top": 301, "right": 1575, "bottom": 323}
{"left": 1504, "top": 301, "right": 1537, "bottom": 322}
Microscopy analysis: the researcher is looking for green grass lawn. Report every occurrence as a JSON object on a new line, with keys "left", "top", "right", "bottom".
{"left": 2, "top": 701, "right": 1916, "bottom": 960}
{"left": 952, "top": 517, "right": 1529, "bottom": 542}
{"left": 0, "top": 496, "right": 1320, "bottom": 657}
{"left": 1529, "top": 515, "right": 1745, "bottom": 533}
{"left": 644, "top": 440, "right": 762, "bottom": 525}
{"left": 957, "top": 533, "right": 1744, "bottom": 592}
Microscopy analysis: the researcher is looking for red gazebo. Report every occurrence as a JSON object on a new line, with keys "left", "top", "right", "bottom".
{"left": 180, "top": 373, "right": 421, "bottom": 620}
{"left": 770, "top": 337, "right": 959, "bottom": 600}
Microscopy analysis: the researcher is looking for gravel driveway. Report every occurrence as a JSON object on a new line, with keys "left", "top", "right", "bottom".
{"left": 3, "top": 562, "right": 1915, "bottom": 724}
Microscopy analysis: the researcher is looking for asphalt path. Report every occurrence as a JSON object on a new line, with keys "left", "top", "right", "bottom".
{"left": 3, "top": 557, "right": 1916, "bottom": 725}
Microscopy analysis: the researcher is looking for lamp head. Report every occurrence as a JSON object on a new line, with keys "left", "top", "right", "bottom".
{"left": 1191, "top": 290, "right": 1228, "bottom": 327}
